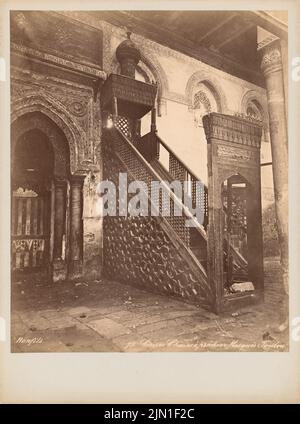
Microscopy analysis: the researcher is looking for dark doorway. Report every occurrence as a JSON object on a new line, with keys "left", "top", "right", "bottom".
{"left": 12, "top": 129, "right": 53, "bottom": 273}
{"left": 222, "top": 175, "right": 251, "bottom": 293}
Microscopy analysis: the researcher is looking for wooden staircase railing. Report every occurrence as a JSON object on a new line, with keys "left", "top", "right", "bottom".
{"left": 137, "top": 130, "right": 248, "bottom": 280}
{"left": 139, "top": 131, "right": 208, "bottom": 230}
{"left": 102, "top": 124, "right": 218, "bottom": 306}
{"left": 112, "top": 116, "right": 247, "bottom": 281}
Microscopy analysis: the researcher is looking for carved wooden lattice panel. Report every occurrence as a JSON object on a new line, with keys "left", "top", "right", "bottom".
{"left": 12, "top": 189, "right": 50, "bottom": 270}
{"left": 169, "top": 153, "right": 187, "bottom": 182}
{"left": 190, "top": 175, "right": 207, "bottom": 227}
{"left": 112, "top": 129, "right": 190, "bottom": 246}
{"left": 114, "top": 116, "right": 132, "bottom": 139}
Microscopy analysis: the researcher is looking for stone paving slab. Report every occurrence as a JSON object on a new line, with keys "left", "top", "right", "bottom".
{"left": 20, "top": 312, "right": 53, "bottom": 331}
{"left": 55, "top": 326, "right": 119, "bottom": 352}
{"left": 11, "top": 320, "right": 29, "bottom": 338}
{"left": 67, "top": 306, "right": 91, "bottom": 317}
{"left": 101, "top": 310, "right": 138, "bottom": 323}
{"left": 87, "top": 305, "right": 128, "bottom": 317}
{"left": 70, "top": 320, "right": 89, "bottom": 331}
{"left": 39, "top": 309, "right": 62, "bottom": 319}
{"left": 87, "top": 318, "right": 132, "bottom": 338}
{"left": 135, "top": 315, "right": 193, "bottom": 335}
{"left": 11, "top": 258, "right": 289, "bottom": 352}
{"left": 45, "top": 316, "right": 78, "bottom": 330}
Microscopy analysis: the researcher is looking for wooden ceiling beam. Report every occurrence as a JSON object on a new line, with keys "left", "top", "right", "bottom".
{"left": 216, "top": 23, "right": 255, "bottom": 49}
{"left": 95, "top": 11, "right": 264, "bottom": 87}
{"left": 196, "top": 13, "right": 237, "bottom": 45}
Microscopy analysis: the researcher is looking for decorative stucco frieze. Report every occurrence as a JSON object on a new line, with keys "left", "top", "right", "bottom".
{"left": 11, "top": 92, "right": 89, "bottom": 174}
{"left": 11, "top": 42, "right": 106, "bottom": 80}
{"left": 217, "top": 145, "right": 259, "bottom": 164}
{"left": 11, "top": 65, "right": 102, "bottom": 170}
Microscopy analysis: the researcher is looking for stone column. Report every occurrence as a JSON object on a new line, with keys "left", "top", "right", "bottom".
{"left": 69, "top": 175, "right": 84, "bottom": 279}
{"left": 246, "top": 177, "right": 264, "bottom": 293}
{"left": 280, "top": 39, "right": 288, "bottom": 122}
{"left": 52, "top": 179, "right": 67, "bottom": 282}
{"left": 53, "top": 179, "right": 66, "bottom": 260}
{"left": 261, "top": 40, "right": 289, "bottom": 296}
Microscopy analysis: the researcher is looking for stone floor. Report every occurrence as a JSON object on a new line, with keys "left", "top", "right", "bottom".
{"left": 11, "top": 257, "right": 289, "bottom": 352}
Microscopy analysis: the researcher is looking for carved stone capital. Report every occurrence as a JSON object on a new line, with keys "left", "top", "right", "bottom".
{"left": 260, "top": 40, "right": 283, "bottom": 76}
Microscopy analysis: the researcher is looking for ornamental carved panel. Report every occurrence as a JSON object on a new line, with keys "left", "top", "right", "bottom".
{"left": 11, "top": 11, "right": 103, "bottom": 67}
{"left": 217, "top": 145, "right": 259, "bottom": 164}
{"left": 11, "top": 69, "right": 100, "bottom": 168}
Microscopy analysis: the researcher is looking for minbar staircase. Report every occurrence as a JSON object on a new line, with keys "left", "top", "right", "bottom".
{"left": 137, "top": 129, "right": 248, "bottom": 281}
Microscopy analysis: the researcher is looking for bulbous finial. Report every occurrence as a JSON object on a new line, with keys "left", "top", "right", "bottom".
{"left": 116, "top": 31, "right": 141, "bottom": 79}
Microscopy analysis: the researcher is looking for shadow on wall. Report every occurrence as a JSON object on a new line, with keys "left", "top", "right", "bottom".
{"left": 262, "top": 203, "right": 280, "bottom": 257}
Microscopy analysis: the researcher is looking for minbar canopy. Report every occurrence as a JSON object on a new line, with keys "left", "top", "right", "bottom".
{"left": 101, "top": 73, "right": 157, "bottom": 119}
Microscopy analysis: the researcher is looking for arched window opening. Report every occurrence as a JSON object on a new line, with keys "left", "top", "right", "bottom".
{"left": 192, "top": 83, "right": 218, "bottom": 128}
{"left": 246, "top": 99, "right": 269, "bottom": 143}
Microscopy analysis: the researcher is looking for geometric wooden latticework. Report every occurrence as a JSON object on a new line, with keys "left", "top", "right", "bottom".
{"left": 12, "top": 189, "right": 50, "bottom": 270}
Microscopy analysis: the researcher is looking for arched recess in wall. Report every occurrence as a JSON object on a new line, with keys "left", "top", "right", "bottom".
{"left": 11, "top": 93, "right": 86, "bottom": 174}
{"left": 185, "top": 71, "right": 228, "bottom": 127}
{"left": 111, "top": 51, "right": 169, "bottom": 117}
{"left": 241, "top": 90, "right": 269, "bottom": 143}
{"left": 11, "top": 112, "right": 70, "bottom": 181}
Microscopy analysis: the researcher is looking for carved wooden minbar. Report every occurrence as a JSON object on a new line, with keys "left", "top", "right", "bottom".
{"left": 100, "top": 32, "right": 265, "bottom": 313}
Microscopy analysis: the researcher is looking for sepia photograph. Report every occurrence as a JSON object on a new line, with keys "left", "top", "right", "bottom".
{"left": 8, "top": 8, "right": 290, "bottom": 354}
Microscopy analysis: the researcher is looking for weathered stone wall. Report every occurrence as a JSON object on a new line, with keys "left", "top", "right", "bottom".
{"left": 82, "top": 171, "right": 103, "bottom": 280}
{"left": 10, "top": 11, "right": 104, "bottom": 280}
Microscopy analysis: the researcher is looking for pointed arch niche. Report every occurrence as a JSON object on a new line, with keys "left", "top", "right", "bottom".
{"left": 241, "top": 90, "right": 269, "bottom": 143}
{"left": 11, "top": 110, "right": 85, "bottom": 282}
{"left": 191, "top": 82, "right": 220, "bottom": 128}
